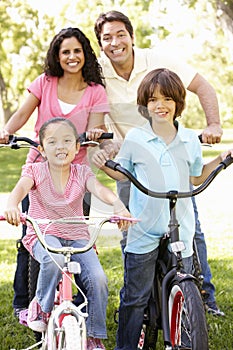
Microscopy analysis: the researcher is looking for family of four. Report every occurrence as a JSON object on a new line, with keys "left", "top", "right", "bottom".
{"left": 1, "top": 10, "right": 230, "bottom": 350}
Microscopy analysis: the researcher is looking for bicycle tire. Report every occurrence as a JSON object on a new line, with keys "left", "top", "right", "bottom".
{"left": 28, "top": 255, "right": 40, "bottom": 301}
{"left": 28, "top": 254, "right": 42, "bottom": 343}
{"left": 137, "top": 300, "right": 158, "bottom": 350}
{"left": 168, "top": 280, "right": 208, "bottom": 349}
{"left": 59, "top": 315, "right": 84, "bottom": 350}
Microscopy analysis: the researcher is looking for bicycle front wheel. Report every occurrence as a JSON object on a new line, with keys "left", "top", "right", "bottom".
{"left": 168, "top": 280, "right": 208, "bottom": 350}
{"left": 59, "top": 315, "right": 86, "bottom": 350}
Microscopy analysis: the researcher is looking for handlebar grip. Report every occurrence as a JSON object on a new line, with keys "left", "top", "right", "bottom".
{"left": 79, "top": 132, "right": 113, "bottom": 144}
{"left": 105, "top": 159, "right": 121, "bottom": 170}
{"left": 98, "top": 132, "right": 113, "bottom": 140}
{"left": 220, "top": 155, "right": 233, "bottom": 169}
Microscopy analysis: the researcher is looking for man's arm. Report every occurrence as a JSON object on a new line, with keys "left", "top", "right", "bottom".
{"left": 187, "top": 73, "right": 223, "bottom": 144}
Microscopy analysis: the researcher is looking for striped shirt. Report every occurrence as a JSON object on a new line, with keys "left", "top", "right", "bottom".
{"left": 22, "top": 161, "right": 95, "bottom": 255}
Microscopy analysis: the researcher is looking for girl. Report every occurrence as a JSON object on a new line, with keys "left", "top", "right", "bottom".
{"left": 4, "top": 117, "right": 131, "bottom": 350}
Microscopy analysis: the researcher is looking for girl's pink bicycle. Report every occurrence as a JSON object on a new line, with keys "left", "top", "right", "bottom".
{"left": 0, "top": 214, "right": 138, "bottom": 350}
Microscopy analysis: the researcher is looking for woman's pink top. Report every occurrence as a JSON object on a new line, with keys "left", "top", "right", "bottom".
{"left": 27, "top": 73, "right": 110, "bottom": 164}
{"left": 22, "top": 161, "right": 95, "bottom": 255}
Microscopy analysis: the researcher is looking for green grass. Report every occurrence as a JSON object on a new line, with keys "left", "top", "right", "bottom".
{"left": 0, "top": 240, "right": 232, "bottom": 349}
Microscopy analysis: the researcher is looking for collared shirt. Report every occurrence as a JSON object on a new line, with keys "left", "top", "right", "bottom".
{"left": 115, "top": 121, "right": 203, "bottom": 257}
{"left": 99, "top": 48, "right": 196, "bottom": 139}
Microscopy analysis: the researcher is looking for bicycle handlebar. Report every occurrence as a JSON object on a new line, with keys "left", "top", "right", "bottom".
{"left": 0, "top": 214, "right": 139, "bottom": 255}
{"left": 0, "top": 132, "right": 113, "bottom": 149}
{"left": 105, "top": 156, "right": 233, "bottom": 199}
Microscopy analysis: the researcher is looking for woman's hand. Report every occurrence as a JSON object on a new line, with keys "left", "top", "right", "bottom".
{"left": 86, "top": 128, "right": 106, "bottom": 142}
{"left": 0, "top": 129, "right": 10, "bottom": 144}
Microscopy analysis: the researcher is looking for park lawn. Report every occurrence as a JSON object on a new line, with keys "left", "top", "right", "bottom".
{"left": 0, "top": 238, "right": 232, "bottom": 349}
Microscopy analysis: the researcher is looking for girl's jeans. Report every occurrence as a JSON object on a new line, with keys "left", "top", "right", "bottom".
{"left": 33, "top": 235, "right": 108, "bottom": 339}
{"left": 115, "top": 247, "right": 193, "bottom": 350}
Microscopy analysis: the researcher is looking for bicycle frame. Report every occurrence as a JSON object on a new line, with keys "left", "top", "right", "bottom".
{"left": 0, "top": 214, "right": 138, "bottom": 350}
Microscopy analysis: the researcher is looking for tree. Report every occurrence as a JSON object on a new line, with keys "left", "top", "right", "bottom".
{"left": 0, "top": 0, "right": 56, "bottom": 124}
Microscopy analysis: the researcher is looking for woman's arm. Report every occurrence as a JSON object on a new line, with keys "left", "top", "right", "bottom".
{"left": 4, "top": 176, "right": 34, "bottom": 226}
{"left": 0, "top": 93, "right": 39, "bottom": 142}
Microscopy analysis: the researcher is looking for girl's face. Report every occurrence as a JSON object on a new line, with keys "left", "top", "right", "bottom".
{"left": 39, "top": 123, "right": 79, "bottom": 167}
{"left": 58, "top": 36, "right": 85, "bottom": 74}
{"left": 147, "top": 86, "right": 176, "bottom": 125}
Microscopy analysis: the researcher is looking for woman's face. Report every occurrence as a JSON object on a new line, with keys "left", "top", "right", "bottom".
{"left": 147, "top": 86, "right": 176, "bottom": 125}
{"left": 58, "top": 36, "right": 85, "bottom": 74}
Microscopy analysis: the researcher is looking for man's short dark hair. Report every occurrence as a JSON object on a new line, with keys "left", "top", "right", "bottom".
{"left": 94, "top": 10, "right": 134, "bottom": 47}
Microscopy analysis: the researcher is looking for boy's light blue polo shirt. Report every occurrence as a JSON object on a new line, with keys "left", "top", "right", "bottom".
{"left": 115, "top": 121, "right": 203, "bottom": 257}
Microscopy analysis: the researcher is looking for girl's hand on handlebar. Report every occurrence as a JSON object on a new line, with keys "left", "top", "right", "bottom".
{"left": 4, "top": 207, "right": 21, "bottom": 226}
{"left": 113, "top": 200, "right": 133, "bottom": 231}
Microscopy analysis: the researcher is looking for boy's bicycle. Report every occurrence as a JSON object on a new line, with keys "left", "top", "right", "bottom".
{"left": 0, "top": 214, "right": 138, "bottom": 350}
{"left": 105, "top": 155, "right": 233, "bottom": 350}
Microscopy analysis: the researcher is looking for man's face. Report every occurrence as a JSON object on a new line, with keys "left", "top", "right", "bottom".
{"left": 99, "top": 21, "right": 134, "bottom": 66}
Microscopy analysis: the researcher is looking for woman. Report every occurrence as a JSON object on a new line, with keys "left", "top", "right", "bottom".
{"left": 0, "top": 27, "right": 109, "bottom": 321}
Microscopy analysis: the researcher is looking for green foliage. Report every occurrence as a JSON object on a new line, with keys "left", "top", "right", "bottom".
{"left": 0, "top": 0, "right": 56, "bottom": 122}
{"left": 1, "top": 0, "right": 233, "bottom": 128}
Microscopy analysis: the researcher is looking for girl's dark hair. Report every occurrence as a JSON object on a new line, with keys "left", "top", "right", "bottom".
{"left": 94, "top": 10, "right": 134, "bottom": 47}
{"left": 137, "top": 68, "right": 186, "bottom": 120}
{"left": 39, "top": 117, "right": 79, "bottom": 146}
{"left": 44, "top": 27, "right": 104, "bottom": 86}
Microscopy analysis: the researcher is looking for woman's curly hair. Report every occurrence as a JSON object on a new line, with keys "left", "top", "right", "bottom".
{"left": 44, "top": 27, "right": 104, "bottom": 86}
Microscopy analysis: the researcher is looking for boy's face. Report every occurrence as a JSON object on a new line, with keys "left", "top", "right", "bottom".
{"left": 147, "top": 87, "right": 176, "bottom": 125}
{"left": 39, "top": 123, "right": 79, "bottom": 167}
{"left": 99, "top": 20, "right": 134, "bottom": 67}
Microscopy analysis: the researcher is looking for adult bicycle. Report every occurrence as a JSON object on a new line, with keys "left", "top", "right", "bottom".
{"left": 0, "top": 214, "right": 138, "bottom": 350}
{"left": 105, "top": 155, "right": 233, "bottom": 350}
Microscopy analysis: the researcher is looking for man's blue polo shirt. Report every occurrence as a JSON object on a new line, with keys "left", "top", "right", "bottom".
{"left": 115, "top": 121, "right": 203, "bottom": 257}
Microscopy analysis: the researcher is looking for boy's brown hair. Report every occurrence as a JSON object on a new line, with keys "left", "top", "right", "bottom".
{"left": 137, "top": 68, "right": 186, "bottom": 120}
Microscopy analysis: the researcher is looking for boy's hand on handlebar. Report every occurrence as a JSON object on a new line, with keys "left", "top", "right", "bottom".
{"left": 201, "top": 124, "right": 223, "bottom": 144}
{"left": 4, "top": 207, "right": 21, "bottom": 226}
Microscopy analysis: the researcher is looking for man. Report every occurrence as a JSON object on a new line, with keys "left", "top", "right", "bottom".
{"left": 94, "top": 10, "right": 224, "bottom": 316}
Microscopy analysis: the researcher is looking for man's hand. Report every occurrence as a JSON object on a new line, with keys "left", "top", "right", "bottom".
{"left": 201, "top": 124, "right": 223, "bottom": 144}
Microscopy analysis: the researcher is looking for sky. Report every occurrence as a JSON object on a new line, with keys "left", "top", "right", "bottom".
{"left": 27, "top": 0, "right": 68, "bottom": 16}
